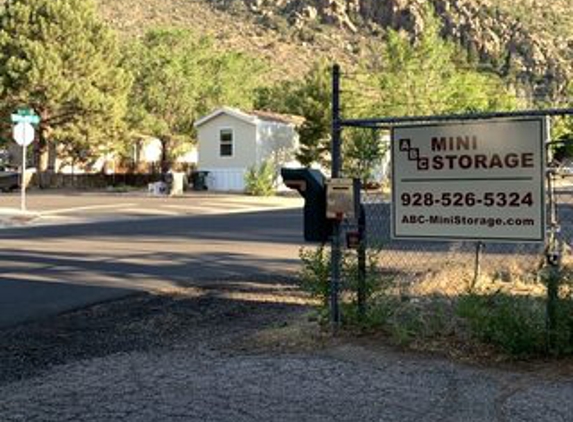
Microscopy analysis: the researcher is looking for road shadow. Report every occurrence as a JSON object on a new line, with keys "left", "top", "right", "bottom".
{"left": 0, "top": 246, "right": 300, "bottom": 328}
{"left": 0, "top": 208, "right": 305, "bottom": 245}
{"left": 0, "top": 277, "right": 134, "bottom": 329}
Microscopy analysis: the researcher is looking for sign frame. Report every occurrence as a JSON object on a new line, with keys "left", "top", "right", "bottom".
{"left": 391, "top": 117, "right": 547, "bottom": 243}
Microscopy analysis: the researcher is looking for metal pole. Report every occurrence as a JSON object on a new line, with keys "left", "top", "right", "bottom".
{"left": 544, "top": 117, "right": 560, "bottom": 352}
{"left": 546, "top": 255, "right": 560, "bottom": 353}
{"left": 471, "top": 241, "right": 484, "bottom": 291}
{"left": 332, "top": 64, "right": 341, "bottom": 179}
{"left": 357, "top": 204, "right": 367, "bottom": 320}
{"left": 546, "top": 160, "right": 561, "bottom": 352}
{"left": 330, "top": 63, "right": 342, "bottom": 328}
{"left": 21, "top": 140, "right": 27, "bottom": 212}
{"left": 546, "top": 168, "right": 559, "bottom": 352}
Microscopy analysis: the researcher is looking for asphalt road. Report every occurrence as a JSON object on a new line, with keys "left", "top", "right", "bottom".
{"left": 1, "top": 282, "right": 572, "bottom": 422}
{"left": 0, "top": 197, "right": 305, "bottom": 328}
{"left": 2, "top": 193, "right": 573, "bottom": 422}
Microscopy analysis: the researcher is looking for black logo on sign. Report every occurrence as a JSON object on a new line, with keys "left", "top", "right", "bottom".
{"left": 399, "top": 137, "right": 428, "bottom": 169}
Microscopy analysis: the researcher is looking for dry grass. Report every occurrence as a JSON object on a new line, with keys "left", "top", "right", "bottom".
{"left": 407, "top": 258, "right": 545, "bottom": 297}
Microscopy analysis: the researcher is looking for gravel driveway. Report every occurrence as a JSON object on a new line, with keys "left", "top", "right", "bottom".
{"left": 0, "top": 282, "right": 572, "bottom": 422}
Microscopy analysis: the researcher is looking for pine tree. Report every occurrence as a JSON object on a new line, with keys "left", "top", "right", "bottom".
{"left": 0, "top": 0, "right": 131, "bottom": 172}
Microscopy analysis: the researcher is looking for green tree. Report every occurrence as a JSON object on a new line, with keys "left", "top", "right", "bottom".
{"left": 551, "top": 81, "right": 573, "bottom": 160}
{"left": 257, "top": 10, "right": 519, "bottom": 170}
{"left": 124, "top": 28, "right": 263, "bottom": 170}
{"left": 364, "top": 12, "right": 518, "bottom": 117}
{"left": 342, "top": 128, "right": 388, "bottom": 185}
{"left": 337, "top": 9, "right": 519, "bottom": 185}
{"left": 256, "top": 62, "right": 332, "bottom": 168}
{"left": 0, "top": 0, "right": 131, "bottom": 172}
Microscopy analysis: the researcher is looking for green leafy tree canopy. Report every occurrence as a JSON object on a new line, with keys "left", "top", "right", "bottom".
{"left": 362, "top": 11, "right": 518, "bottom": 118}
{"left": 124, "top": 28, "right": 264, "bottom": 169}
{"left": 255, "top": 61, "right": 332, "bottom": 168}
{"left": 0, "top": 0, "right": 131, "bottom": 170}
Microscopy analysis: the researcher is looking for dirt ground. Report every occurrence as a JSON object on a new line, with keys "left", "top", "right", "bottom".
{"left": 1, "top": 282, "right": 573, "bottom": 422}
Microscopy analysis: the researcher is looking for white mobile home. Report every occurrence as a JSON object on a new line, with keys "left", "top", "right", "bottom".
{"left": 194, "top": 107, "right": 302, "bottom": 191}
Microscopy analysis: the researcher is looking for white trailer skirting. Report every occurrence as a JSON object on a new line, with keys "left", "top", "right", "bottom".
{"left": 204, "top": 168, "right": 246, "bottom": 192}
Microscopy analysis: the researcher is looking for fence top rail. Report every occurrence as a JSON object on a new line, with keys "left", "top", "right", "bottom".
{"left": 340, "top": 108, "right": 573, "bottom": 129}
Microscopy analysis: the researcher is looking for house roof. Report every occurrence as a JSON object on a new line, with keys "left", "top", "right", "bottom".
{"left": 247, "top": 110, "right": 305, "bottom": 126}
{"left": 194, "top": 107, "right": 304, "bottom": 128}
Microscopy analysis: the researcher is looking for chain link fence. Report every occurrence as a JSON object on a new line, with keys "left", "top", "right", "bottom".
{"left": 337, "top": 149, "right": 573, "bottom": 306}
{"left": 330, "top": 63, "right": 573, "bottom": 351}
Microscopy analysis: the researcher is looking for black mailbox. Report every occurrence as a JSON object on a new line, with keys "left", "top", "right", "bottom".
{"left": 281, "top": 168, "right": 332, "bottom": 242}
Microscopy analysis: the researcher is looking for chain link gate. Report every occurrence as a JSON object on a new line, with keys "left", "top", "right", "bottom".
{"left": 330, "top": 64, "right": 573, "bottom": 349}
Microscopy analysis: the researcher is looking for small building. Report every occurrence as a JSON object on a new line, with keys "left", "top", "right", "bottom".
{"left": 194, "top": 107, "right": 302, "bottom": 191}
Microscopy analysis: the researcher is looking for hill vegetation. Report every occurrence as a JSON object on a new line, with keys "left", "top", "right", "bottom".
{"left": 97, "top": 0, "right": 573, "bottom": 97}
{"left": 0, "top": 0, "right": 571, "bottom": 172}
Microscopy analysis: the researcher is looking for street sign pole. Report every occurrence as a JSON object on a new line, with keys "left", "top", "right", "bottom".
{"left": 13, "top": 121, "right": 36, "bottom": 212}
{"left": 11, "top": 109, "right": 40, "bottom": 212}
{"left": 21, "top": 140, "right": 26, "bottom": 212}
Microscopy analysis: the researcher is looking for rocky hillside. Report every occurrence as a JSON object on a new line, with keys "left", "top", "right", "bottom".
{"left": 96, "top": 0, "right": 573, "bottom": 98}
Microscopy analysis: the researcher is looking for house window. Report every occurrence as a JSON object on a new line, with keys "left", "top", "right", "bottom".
{"left": 220, "top": 129, "right": 233, "bottom": 157}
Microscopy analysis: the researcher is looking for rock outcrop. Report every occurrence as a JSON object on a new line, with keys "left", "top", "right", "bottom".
{"left": 236, "top": 0, "right": 572, "bottom": 96}
{"left": 97, "top": 0, "right": 572, "bottom": 97}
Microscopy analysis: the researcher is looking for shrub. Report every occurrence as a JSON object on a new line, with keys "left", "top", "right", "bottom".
{"left": 244, "top": 161, "right": 276, "bottom": 196}
{"left": 298, "top": 245, "right": 573, "bottom": 357}
{"left": 457, "top": 293, "right": 547, "bottom": 356}
{"left": 456, "top": 263, "right": 573, "bottom": 357}
{"left": 554, "top": 299, "right": 573, "bottom": 354}
{"left": 298, "top": 245, "right": 386, "bottom": 325}
{"left": 298, "top": 246, "right": 331, "bottom": 311}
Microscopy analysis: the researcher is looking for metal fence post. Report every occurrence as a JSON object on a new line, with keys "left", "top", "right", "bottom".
{"left": 330, "top": 63, "right": 342, "bottom": 328}
{"left": 471, "top": 241, "right": 484, "bottom": 291}
{"left": 546, "top": 159, "right": 560, "bottom": 352}
{"left": 546, "top": 252, "right": 560, "bottom": 352}
{"left": 357, "top": 204, "right": 367, "bottom": 320}
{"left": 545, "top": 119, "right": 560, "bottom": 353}
{"left": 350, "top": 177, "right": 367, "bottom": 320}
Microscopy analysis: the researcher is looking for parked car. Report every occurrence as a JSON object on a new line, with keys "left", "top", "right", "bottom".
{"left": 0, "top": 166, "right": 19, "bottom": 192}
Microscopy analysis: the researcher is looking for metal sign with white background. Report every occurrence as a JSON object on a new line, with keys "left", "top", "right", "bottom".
{"left": 13, "top": 122, "right": 35, "bottom": 146}
{"left": 391, "top": 118, "right": 546, "bottom": 242}
{"left": 11, "top": 109, "right": 40, "bottom": 212}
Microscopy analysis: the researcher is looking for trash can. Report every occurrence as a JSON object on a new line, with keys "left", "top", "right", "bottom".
{"left": 191, "top": 171, "right": 209, "bottom": 191}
